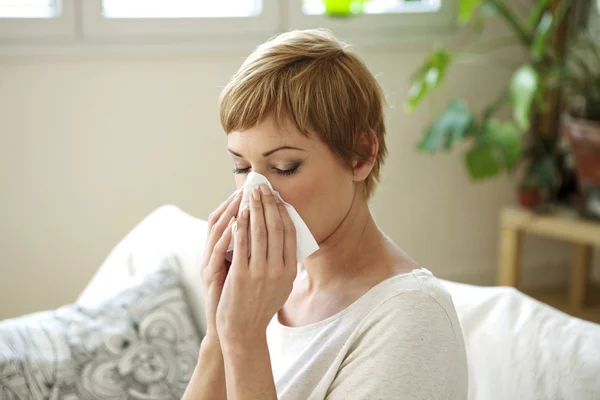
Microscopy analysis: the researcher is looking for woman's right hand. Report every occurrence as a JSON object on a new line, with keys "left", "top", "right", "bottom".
{"left": 201, "top": 190, "right": 242, "bottom": 340}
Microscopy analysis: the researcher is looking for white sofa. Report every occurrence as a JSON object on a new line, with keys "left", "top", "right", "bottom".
{"left": 76, "top": 205, "right": 600, "bottom": 400}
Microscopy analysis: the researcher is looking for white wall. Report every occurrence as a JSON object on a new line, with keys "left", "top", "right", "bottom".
{"left": 1, "top": 31, "right": 599, "bottom": 319}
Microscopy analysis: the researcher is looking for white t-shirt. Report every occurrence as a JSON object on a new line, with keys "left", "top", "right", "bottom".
{"left": 266, "top": 268, "right": 468, "bottom": 400}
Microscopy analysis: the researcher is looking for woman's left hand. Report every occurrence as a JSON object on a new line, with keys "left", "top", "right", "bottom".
{"left": 216, "top": 184, "right": 297, "bottom": 344}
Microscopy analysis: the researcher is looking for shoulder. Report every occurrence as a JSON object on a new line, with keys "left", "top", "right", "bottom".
{"left": 350, "top": 269, "right": 465, "bottom": 373}
{"left": 344, "top": 269, "right": 462, "bottom": 352}
{"left": 358, "top": 268, "right": 458, "bottom": 329}
{"left": 357, "top": 277, "right": 460, "bottom": 344}
{"left": 327, "top": 270, "right": 467, "bottom": 399}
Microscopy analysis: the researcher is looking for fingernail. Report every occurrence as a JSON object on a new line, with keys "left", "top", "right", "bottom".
{"left": 252, "top": 188, "right": 261, "bottom": 201}
{"left": 260, "top": 184, "right": 270, "bottom": 195}
{"left": 228, "top": 217, "right": 236, "bottom": 227}
{"left": 241, "top": 208, "right": 249, "bottom": 218}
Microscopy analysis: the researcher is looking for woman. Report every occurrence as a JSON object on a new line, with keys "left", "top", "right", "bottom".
{"left": 183, "top": 29, "right": 468, "bottom": 400}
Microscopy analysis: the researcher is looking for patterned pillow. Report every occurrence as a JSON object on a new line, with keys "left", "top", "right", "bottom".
{"left": 0, "top": 256, "right": 201, "bottom": 400}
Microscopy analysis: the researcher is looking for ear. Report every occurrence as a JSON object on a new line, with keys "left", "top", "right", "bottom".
{"left": 352, "top": 130, "right": 378, "bottom": 183}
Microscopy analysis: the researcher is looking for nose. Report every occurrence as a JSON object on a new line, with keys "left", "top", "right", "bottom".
{"left": 235, "top": 170, "right": 279, "bottom": 193}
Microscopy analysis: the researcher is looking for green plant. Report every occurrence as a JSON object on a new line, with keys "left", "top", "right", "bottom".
{"left": 405, "top": 0, "right": 599, "bottom": 186}
{"left": 321, "top": 0, "right": 372, "bottom": 16}
{"left": 518, "top": 174, "right": 542, "bottom": 190}
{"left": 564, "top": 30, "right": 600, "bottom": 122}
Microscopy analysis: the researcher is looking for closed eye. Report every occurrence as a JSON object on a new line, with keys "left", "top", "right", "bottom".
{"left": 275, "top": 165, "right": 299, "bottom": 176}
{"left": 232, "top": 164, "right": 301, "bottom": 176}
{"left": 232, "top": 167, "right": 250, "bottom": 174}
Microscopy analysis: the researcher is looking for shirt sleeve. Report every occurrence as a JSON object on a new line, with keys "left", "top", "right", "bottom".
{"left": 325, "top": 291, "right": 462, "bottom": 400}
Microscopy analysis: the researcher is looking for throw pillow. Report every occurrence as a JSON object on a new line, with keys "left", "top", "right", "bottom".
{"left": 0, "top": 256, "right": 201, "bottom": 400}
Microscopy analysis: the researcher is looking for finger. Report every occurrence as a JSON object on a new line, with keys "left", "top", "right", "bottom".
{"left": 208, "top": 222, "right": 233, "bottom": 268}
{"left": 214, "top": 192, "right": 242, "bottom": 231}
{"left": 250, "top": 188, "right": 267, "bottom": 266}
{"left": 207, "top": 191, "right": 242, "bottom": 249}
{"left": 207, "top": 190, "right": 241, "bottom": 229}
{"left": 260, "top": 185, "right": 284, "bottom": 265}
{"left": 278, "top": 202, "right": 297, "bottom": 268}
{"left": 233, "top": 208, "right": 250, "bottom": 270}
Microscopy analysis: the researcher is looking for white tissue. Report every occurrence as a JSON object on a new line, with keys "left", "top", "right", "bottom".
{"left": 225, "top": 172, "right": 319, "bottom": 263}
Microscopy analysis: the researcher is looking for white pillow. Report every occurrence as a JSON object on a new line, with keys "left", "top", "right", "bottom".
{"left": 4, "top": 258, "right": 201, "bottom": 399}
{"left": 442, "top": 280, "right": 600, "bottom": 400}
{"left": 77, "top": 205, "right": 209, "bottom": 334}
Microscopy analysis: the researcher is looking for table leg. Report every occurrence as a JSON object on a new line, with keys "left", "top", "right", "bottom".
{"left": 498, "top": 227, "right": 523, "bottom": 287}
{"left": 569, "top": 243, "right": 592, "bottom": 309}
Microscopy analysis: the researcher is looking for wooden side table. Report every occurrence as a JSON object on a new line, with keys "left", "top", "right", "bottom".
{"left": 498, "top": 207, "right": 600, "bottom": 308}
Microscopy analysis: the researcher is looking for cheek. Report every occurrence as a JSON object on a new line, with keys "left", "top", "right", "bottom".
{"left": 272, "top": 178, "right": 315, "bottom": 210}
{"left": 234, "top": 175, "right": 245, "bottom": 190}
{"left": 274, "top": 171, "right": 352, "bottom": 242}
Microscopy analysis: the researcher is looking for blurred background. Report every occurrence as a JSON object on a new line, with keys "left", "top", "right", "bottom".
{"left": 1, "top": 0, "right": 599, "bottom": 322}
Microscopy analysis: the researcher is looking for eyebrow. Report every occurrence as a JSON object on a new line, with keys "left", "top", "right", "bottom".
{"left": 228, "top": 146, "right": 307, "bottom": 158}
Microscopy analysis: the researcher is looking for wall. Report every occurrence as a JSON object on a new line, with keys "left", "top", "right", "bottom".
{"left": 1, "top": 28, "right": 599, "bottom": 319}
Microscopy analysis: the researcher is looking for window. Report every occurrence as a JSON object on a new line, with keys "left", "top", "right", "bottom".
{"left": 0, "top": 0, "right": 59, "bottom": 18}
{"left": 0, "top": 0, "right": 74, "bottom": 40}
{"left": 302, "top": 0, "right": 441, "bottom": 16}
{"left": 0, "top": 0, "right": 455, "bottom": 51}
{"left": 81, "top": 0, "right": 278, "bottom": 39}
{"left": 102, "top": 0, "right": 262, "bottom": 19}
{"left": 288, "top": 0, "right": 454, "bottom": 44}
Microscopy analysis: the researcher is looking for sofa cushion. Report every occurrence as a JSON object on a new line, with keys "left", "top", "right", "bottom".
{"left": 442, "top": 280, "right": 600, "bottom": 400}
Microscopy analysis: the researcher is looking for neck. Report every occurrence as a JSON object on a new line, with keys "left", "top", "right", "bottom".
{"left": 298, "top": 190, "right": 384, "bottom": 289}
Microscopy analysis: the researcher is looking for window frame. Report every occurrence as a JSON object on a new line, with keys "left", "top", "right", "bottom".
{"left": 0, "top": 0, "right": 76, "bottom": 41}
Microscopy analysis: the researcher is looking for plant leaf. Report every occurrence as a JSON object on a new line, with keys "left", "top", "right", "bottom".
{"left": 531, "top": 12, "right": 553, "bottom": 61}
{"left": 510, "top": 65, "right": 539, "bottom": 130}
{"left": 406, "top": 81, "right": 428, "bottom": 112}
{"left": 459, "top": 0, "right": 483, "bottom": 24}
{"left": 525, "top": 0, "right": 550, "bottom": 29}
{"left": 324, "top": 0, "right": 364, "bottom": 16}
{"left": 464, "top": 119, "right": 523, "bottom": 181}
{"left": 405, "top": 49, "right": 452, "bottom": 112}
{"left": 417, "top": 99, "right": 474, "bottom": 152}
{"left": 464, "top": 142, "right": 502, "bottom": 180}
{"left": 483, "top": 119, "right": 522, "bottom": 169}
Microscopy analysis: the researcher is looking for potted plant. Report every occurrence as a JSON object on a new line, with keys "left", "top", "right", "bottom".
{"left": 517, "top": 173, "right": 543, "bottom": 209}
{"left": 561, "top": 19, "right": 600, "bottom": 216}
{"left": 404, "top": 0, "right": 598, "bottom": 207}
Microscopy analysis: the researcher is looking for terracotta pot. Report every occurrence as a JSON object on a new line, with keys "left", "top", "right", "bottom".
{"left": 563, "top": 114, "right": 600, "bottom": 190}
{"left": 517, "top": 188, "right": 541, "bottom": 209}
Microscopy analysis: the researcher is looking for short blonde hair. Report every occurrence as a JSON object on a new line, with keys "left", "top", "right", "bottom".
{"left": 219, "top": 29, "right": 387, "bottom": 198}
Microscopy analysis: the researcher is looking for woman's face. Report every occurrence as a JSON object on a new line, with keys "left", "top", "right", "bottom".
{"left": 227, "top": 115, "right": 356, "bottom": 244}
